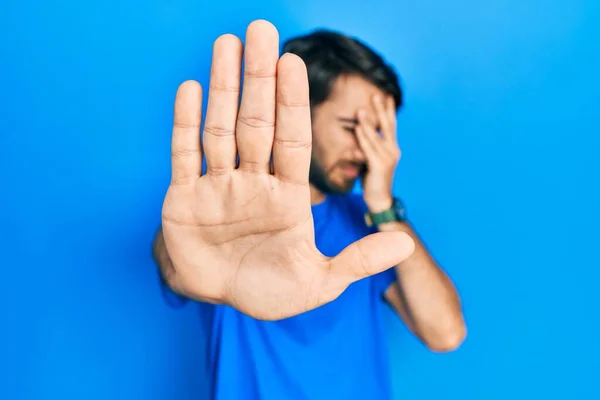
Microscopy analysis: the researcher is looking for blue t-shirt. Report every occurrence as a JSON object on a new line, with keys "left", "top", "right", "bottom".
{"left": 162, "top": 193, "right": 398, "bottom": 400}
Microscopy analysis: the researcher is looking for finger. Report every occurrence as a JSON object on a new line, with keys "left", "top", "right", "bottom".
{"left": 328, "top": 231, "right": 415, "bottom": 282}
{"left": 236, "top": 20, "right": 279, "bottom": 174}
{"left": 273, "top": 53, "right": 311, "bottom": 185}
{"left": 386, "top": 95, "right": 397, "bottom": 127}
{"left": 355, "top": 124, "right": 378, "bottom": 160}
{"left": 373, "top": 95, "right": 395, "bottom": 142}
{"left": 171, "top": 80, "right": 203, "bottom": 185}
{"left": 357, "top": 109, "right": 380, "bottom": 139}
{"left": 203, "top": 34, "right": 243, "bottom": 176}
{"left": 356, "top": 110, "right": 382, "bottom": 157}
{"left": 386, "top": 96, "right": 399, "bottom": 144}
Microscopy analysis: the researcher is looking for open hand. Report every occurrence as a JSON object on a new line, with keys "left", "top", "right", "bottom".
{"left": 161, "top": 20, "right": 415, "bottom": 320}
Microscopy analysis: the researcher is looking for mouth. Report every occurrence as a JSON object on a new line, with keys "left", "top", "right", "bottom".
{"left": 339, "top": 163, "right": 365, "bottom": 179}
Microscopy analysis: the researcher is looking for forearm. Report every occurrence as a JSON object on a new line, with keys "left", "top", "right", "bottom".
{"left": 378, "top": 220, "right": 466, "bottom": 351}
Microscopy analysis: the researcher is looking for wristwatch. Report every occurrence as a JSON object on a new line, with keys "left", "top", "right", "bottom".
{"left": 364, "top": 197, "right": 407, "bottom": 227}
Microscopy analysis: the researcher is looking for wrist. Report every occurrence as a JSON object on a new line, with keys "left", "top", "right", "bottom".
{"left": 364, "top": 196, "right": 408, "bottom": 228}
{"left": 376, "top": 219, "right": 409, "bottom": 232}
{"left": 365, "top": 196, "right": 393, "bottom": 213}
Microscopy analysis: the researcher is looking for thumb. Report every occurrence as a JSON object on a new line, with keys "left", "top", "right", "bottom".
{"left": 329, "top": 231, "right": 415, "bottom": 283}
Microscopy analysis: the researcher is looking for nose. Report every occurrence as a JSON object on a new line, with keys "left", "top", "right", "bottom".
{"left": 351, "top": 145, "right": 366, "bottom": 163}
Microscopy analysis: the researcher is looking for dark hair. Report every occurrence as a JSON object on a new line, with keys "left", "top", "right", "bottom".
{"left": 282, "top": 29, "right": 403, "bottom": 111}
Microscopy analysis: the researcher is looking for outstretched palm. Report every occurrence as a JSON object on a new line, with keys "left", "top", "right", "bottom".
{"left": 161, "top": 20, "right": 414, "bottom": 320}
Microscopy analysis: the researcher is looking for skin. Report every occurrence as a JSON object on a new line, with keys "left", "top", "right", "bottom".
{"left": 308, "top": 74, "right": 466, "bottom": 352}
{"left": 156, "top": 19, "right": 466, "bottom": 350}
{"left": 308, "top": 73, "right": 399, "bottom": 207}
{"left": 157, "top": 20, "right": 415, "bottom": 321}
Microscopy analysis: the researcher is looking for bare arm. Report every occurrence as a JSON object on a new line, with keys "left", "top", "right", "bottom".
{"left": 379, "top": 220, "right": 466, "bottom": 352}
{"left": 354, "top": 94, "right": 466, "bottom": 350}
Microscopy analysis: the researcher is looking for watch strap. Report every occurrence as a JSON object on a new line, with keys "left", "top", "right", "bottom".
{"left": 365, "top": 208, "right": 397, "bottom": 227}
{"left": 364, "top": 198, "right": 406, "bottom": 227}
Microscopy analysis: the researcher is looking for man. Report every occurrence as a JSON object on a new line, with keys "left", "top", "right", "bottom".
{"left": 153, "top": 19, "right": 466, "bottom": 400}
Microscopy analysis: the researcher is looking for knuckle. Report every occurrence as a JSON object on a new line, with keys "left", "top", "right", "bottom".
{"left": 238, "top": 159, "right": 266, "bottom": 174}
{"left": 169, "top": 177, "right": 191, "bottom": 186}
{"left": 204, "top": 124, "right": 234, "bottom": 137}
{"left": 209, "top": 82, "right": 239, "bottom": 93}
{"left": 276, "top": 174, "right": 307, "bottom": 187}
{"left": 237, "top": 114, "right": 275, "bottom": 129}
{"left": 244, "top": 69, "right": 276, "bottom": 79}
{"left": 354, "top": 240, "right": 372, "bottom": 277}
{"left": 277, "top": 89, "right": 309, "bottom": 108}
{"left": 171, "top": 148, "right": 199, "bottom": 160}
{"left": 173, "top": 121, "right": 200, "bottom": 130}
{"left": 278, "top": 100, "right": 309, "bottom": 108}
{"left": 274, "top": 137, "right": 311, "bottom": 149}
{"left": 206, "top": 166, "right": 231, "bottom": 176}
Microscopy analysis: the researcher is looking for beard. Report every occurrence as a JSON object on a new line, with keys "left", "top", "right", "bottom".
{"left": 309, "top": 156, "right": 366, "bottom": 195}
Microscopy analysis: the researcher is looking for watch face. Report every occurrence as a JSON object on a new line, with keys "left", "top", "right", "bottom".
{"left": 394, "top": 198, "right": 406, "bottom": 220}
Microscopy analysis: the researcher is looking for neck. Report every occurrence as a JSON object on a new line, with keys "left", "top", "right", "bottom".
{"left": 310, "top": 184, "right": 326, "bottom": 205}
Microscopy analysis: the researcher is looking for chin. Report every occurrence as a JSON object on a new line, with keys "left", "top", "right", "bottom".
{"left": 309, "top": 164, "right": 356, "bottom": 195}
{"left": 328, "top": 178, "right": 356, "bottom": 194}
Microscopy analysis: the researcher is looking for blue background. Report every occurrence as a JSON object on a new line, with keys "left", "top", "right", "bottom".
{"left": 1, "top": 0, "right": 599, "bottom": 399}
